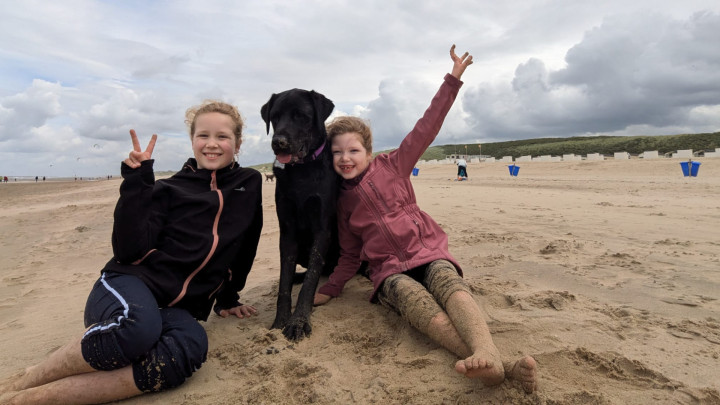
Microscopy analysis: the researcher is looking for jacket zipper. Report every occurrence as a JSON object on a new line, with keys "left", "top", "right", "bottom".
{"left": 411, "top": 216, "right": 429, "bottom": 249}
{"left": 368, "top": 181, "right": 392, "bottom": 213}
{"left": 168, "top": 170, "right": 222, "bottom": 306}
{"left": 358, "top": 183, "right": 408, "bottom": 264}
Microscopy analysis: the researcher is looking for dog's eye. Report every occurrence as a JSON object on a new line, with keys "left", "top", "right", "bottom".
{"left": 293, "top": 112, "right": 311, "bottom": 125}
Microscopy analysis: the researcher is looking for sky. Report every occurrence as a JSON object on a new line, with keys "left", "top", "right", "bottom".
{"left": 1, "top": 0, "right": 719, "bottom": 178}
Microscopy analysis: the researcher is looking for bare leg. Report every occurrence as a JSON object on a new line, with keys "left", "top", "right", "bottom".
{"left": 379, "top": 271, "right": 537, "bottom": 392}
{"left": 445, "top": 290, "right": 538, "bottom": 393}
{"left": 1, "top": 367, "right": 141, "bottom": 405}
{"left": 3, "top": 333, "right": 94, "bottom": 392}
{"left": 436, "top": 290, "right": 506, "bottom": 387}
{"left": 0, "top": 331, "right": 143, "bottom": 404}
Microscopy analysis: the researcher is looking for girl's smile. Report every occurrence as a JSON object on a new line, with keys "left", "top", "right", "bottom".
{"left": 192, "top": 112, "right": 239, "bottom": 170}
{"left": 331, "top": 132, "right": 372, "bottom": 180}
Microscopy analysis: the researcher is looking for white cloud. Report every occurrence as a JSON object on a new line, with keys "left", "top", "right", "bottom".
{"left": 1, "top": 1, "right": 719, "bottom": 177}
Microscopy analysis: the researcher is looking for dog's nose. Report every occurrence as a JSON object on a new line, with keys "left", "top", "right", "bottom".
{"left": 272, "top": 135, "right": 290, "bottom": 151}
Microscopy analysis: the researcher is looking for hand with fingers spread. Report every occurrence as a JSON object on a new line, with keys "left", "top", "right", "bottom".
{"left": 450, "top": 44, "right": 473, "bottom": 80}
{"left": 124, "top": 129, "right": 157, "bottom": 169}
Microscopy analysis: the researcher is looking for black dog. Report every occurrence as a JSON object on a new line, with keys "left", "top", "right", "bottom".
{"left": 261, "top": 89, "right": 340, "bottom": 341}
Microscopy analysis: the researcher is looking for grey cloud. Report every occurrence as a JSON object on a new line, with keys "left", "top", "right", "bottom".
{"left": 463, "top": 10, "right": 720, "bottom": 140}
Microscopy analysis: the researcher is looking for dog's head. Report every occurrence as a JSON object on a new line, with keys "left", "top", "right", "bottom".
{"left": 261, "top": 89, "right": 334, "bottom": 165}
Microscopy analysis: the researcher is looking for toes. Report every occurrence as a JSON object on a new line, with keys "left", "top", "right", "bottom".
{"left": 464, "top": 356, "right": 492, "bottom": 370}
{"left": 522, "top": 380, "right": 537, "bottom": 394}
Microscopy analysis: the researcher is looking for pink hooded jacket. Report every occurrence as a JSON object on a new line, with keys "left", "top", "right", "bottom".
{"left": 318, "top": 73, "right": 463, "bottom": 301}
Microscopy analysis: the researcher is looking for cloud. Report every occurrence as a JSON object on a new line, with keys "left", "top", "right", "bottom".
{"left": 463, "top": 10, "right": 720, "bottom": 140}
{"left": 1, "top": 2, "right": 719, "bottom": 177}
{"left": 0, "top": 80, "right": 63, "bottom": 141}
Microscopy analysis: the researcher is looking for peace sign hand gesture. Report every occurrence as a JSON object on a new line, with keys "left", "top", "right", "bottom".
{"left": 450, "top": 44, "right": 473, "bottom": 80}
{"left": 124, "top": 129, "right": 157, "bottom": 169}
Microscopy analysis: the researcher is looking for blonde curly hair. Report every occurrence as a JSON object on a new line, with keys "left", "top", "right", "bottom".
{"left": 185, "top": 100, "right": 244, "bottom": 147}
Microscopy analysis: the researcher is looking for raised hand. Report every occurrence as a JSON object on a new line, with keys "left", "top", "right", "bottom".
{"left": 124, "top": 129, "right": 157, "bottom": 169}
{"left": 450, "top": 44, "right": 473, "bottom": 80}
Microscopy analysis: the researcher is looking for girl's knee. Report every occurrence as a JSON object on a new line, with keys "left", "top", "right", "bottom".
{"left": 132, "top": 310, "right": 208, "bottom": 392}
{"left": 425, "top": 261, "right": 470, "bottom": 307}
{"left": 428, "top": 311, "right": 453, "bottom": 331}
{"left": 81, "top": 310, "right": 163, "bottom": 371}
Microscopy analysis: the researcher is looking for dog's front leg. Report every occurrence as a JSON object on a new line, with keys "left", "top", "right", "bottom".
{"left": 272, "top": 231, "right": 297, "bottom": 331}
{"left": 282, "top": 232, "right": 330, "bottom": 341}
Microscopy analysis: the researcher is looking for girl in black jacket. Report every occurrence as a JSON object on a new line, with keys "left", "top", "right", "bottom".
{"left": 1, "top": 101, "right": 263, "bottom": 404}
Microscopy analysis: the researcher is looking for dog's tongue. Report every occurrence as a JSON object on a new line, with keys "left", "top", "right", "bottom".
{"left": 276, "top": 153, "right": 292, "bottom": 164}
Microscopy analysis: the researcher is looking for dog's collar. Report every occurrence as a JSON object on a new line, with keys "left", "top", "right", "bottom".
{"left": 275, "top": 141, "right": 327, "bottom": 168}
{"left": 296, "top": 141, "right": 326, "bottom": 165}
{"left": 310, "top": 141, "right": 326, "bottom": 160}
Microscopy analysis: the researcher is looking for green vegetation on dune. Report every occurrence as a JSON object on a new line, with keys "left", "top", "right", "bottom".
{"left": 418, "top": 132, "right": 720, "bottom": 160}
{"left": 246, "top": 132, "right": 719, "bottom": 171}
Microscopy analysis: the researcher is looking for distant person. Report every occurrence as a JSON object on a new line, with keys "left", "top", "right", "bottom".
{"left": 0, "top": 100, "right": 263, "bottom": 404}
{"left": 42, "top": 176, "right": 45, "bottom": 182}
{"left": 456, "top": 157, "right": 468, "bottom": 180}
{"left": 313, "top": 45, "right": 537, "bottom": 393}
{"left": 35, "top": 176, "right": 38, "bottom": 182}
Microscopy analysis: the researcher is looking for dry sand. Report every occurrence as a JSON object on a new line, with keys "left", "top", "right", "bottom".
{"left": 1, "top": 158, "right": 719, "bottom": 404}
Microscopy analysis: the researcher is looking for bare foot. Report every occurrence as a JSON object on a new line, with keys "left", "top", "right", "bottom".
{"left": 503, "top": 356, "right": 538, "bottom": 393}
{"left": 454, "top": 350, "right": 505, "bottom": 387}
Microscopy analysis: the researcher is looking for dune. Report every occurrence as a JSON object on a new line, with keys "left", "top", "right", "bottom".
{"left": 1, "top": 158, "right": 719, "bottom": 404}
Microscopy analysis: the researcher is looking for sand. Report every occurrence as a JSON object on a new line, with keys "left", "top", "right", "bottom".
{"left": 1, "top": 158, "right": 719, "bottom": 404}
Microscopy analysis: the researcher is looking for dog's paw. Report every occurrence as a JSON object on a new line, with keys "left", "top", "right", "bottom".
{"left": 271, "top": 316, "right": 288, "bottom": 330}
{"left": 282, "top": 318, "right": 312, "bottom": 341}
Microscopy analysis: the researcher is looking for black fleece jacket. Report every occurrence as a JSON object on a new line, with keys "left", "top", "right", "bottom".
{"left": 103, "top": 158, "right": 263, "bottom": 321}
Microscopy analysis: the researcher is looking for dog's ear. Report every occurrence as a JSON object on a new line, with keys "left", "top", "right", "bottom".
{"left": 260, "top": 94, "right": 277, "bottom": 135}
{"left": 310, "top": 91, "right": 334, "bottom": 133}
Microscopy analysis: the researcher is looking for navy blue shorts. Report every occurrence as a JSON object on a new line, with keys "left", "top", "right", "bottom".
{"left": 81, "top": 272, "right": 208, "bottom": 392}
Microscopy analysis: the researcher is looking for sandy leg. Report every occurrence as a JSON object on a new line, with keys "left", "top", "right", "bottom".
{"left": 0, "top": 367, "right": 140, "bottom": 405}
{"left": 0, "top": 370, "right": 25, "bottom": 396}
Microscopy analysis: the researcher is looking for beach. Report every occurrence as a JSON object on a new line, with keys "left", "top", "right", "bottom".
{"left": 1, "top": 158, "right": 719, "bottom": 404}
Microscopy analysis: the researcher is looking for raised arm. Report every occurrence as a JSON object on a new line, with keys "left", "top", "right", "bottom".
{"left": 392, "top": 45, "right": 472, "bottom": 175}
{"left": 112, "top": 130, "right": 164, "bottom": 263}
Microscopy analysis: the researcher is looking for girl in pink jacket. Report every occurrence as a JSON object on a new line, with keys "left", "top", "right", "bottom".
{"left": 314, "top": 45, "right": 537, "bottom": 394}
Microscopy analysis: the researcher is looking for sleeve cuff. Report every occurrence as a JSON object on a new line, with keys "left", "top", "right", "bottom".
{"left": 444, "top": 73, "right": 463, "bottom": 87}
